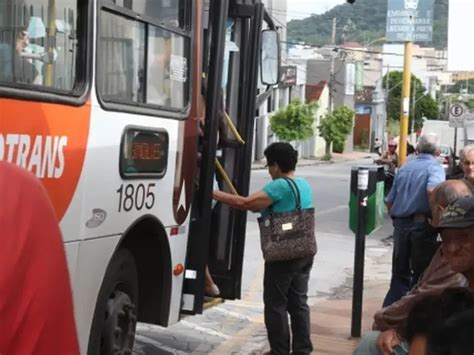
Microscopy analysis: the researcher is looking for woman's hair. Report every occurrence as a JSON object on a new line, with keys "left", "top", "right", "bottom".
{"left": 264, "top": 142, "right": 298, "bottom": 173}
{"left": 404, "top": 287, "right": 474, "bottom": 355}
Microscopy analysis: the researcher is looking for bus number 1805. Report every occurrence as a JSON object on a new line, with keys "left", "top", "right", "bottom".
{"left": 116, "top": 183, "right": 156, "bottom": 212}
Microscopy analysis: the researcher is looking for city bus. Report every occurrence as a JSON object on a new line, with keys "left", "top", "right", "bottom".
{"left": 0, "top": 0, "right": 279, "bottom": 353}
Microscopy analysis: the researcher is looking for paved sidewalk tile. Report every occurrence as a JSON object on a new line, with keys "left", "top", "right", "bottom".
{"left": 310, "top": 281, "right": 389, "bottom": 354}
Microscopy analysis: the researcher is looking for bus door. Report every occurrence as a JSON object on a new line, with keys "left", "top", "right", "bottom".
{"left": 183, "top": 0, "right": 279, "bottom": 315}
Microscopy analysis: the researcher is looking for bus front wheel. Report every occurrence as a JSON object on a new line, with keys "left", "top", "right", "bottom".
{"left": 88, "top": 249, "right": 139, "bottom": 355}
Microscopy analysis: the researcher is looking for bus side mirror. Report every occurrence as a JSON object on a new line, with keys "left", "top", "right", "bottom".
{"left": 260, "top": 30, "right": 280, "bottom": 86}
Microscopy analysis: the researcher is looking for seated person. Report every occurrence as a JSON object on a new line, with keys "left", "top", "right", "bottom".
{"left": 404, "top": 287, "right": 474, "bottom": 355}
{"left": 375, "top": 140, "right": 398, "bottom": 173}
{"left": 353, "top": 180, "right": 472, "bottom": 355}
{"left": 13, "top": 30, "right": 39, "bottom": 84}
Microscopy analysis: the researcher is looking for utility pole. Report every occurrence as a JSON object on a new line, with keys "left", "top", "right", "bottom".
{"left": 399, "top": 41, "right": 412, "bottom": 165}
{"left": 385, "top": 65, "right": 390, "bottom": 93}
{"left": 410, "top": 80, "right": 417, "bottom": 138}
{"left": 329, "top": 17, "right": 337, "bottom": 114}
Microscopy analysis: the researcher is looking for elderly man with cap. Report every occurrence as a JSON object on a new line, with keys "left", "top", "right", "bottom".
{"left": 436, "top": 196, "right": 474, "bottom": 288}
{"left": 401, "top": 196, "right": 474, "bottom": 354}
{"left": 383, "top": 133, "right": 445, "bottom": 307}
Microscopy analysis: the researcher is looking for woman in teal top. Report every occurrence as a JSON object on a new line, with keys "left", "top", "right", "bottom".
{"left": 213, "top": 142, "right": 314, "bottom": 355}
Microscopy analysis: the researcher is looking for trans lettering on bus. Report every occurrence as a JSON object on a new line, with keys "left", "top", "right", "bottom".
{"left": 0, "top": 134, "right": 68, "bottom": 178}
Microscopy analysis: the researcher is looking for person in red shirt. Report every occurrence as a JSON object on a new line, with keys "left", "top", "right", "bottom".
{"left": 0, "top": 162, "right": 79, "bottom": 355}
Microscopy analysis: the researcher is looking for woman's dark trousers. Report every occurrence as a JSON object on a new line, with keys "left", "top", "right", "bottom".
{"left": 263, "top": 256, "right": 314, "bottom": 355}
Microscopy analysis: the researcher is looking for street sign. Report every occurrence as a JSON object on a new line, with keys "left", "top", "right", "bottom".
{"left": 450, "top": 104, "right": 464, "bottom": 117}
{"left": 386, "top": 0, "right": 435, "bottom": 42}
{"left": 449, "top": 103, "right": 474, "bottom": 128}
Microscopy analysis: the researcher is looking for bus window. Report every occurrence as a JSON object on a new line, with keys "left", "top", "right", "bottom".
{"left": 98, "top": 11, "right": 145, "bottom": 103}
{"left": 146, "top": 26, "right": 189, "bottom": 109}
{"left": 0, "top": 0, "right": 80, "bottom": 91}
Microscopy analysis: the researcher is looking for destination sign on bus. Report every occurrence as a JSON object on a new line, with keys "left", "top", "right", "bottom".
{"left": 131, "top": 142, "right": 161, "bottom": 161}
{"left": 121, "top": 129, "right": 168, "bottom": 178}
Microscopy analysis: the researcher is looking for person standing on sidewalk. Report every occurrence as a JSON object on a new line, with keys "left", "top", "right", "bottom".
{"left": 353, "top": 180, "right": 470, "bottom": 355}
{"left": 213, "top": 142, "right": 314, "bottom": 355}
{"left": 383, "top": 133, "right": 445, "bottom": 307}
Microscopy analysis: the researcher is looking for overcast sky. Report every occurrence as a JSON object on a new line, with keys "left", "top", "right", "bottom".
{"left": 286, "top": 0, "right": 346, "bottom": 21}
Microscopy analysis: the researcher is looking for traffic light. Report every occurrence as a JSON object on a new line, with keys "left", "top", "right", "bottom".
{"left": 347, "top": 0, "right": 356, "bottom": 3}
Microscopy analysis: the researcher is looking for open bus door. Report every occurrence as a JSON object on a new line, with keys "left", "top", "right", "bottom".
{"left": 183, "top": 0, "right": 280, "bottom": 315}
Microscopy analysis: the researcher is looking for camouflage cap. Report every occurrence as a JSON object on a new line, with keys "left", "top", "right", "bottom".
{"left": 438, "top": 197, "right": 474, "bottom": 229}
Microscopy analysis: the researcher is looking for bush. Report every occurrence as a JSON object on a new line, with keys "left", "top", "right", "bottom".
{"left": 270, "top": 99, "right": 318, "bottom": 142}
{"left": 318, "top": 106, "right": 355, "bottom": 157}
{"left": 333, "top": 140, "right": 345, "bottom": 153}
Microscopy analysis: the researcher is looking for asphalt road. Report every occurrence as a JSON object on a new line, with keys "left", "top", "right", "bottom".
{"left": 134, "top": 158, "right": 393, "bottom": 354}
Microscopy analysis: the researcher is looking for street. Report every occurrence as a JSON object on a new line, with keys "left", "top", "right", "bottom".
{"left": 134, "top": 158, "right": 394, "bottom": 354}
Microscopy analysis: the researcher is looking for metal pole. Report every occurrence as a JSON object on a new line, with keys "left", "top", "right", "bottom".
{"left": 454, "top": 127, "right": 458, "bottom": 158}
{"left": 410, "top": 80, "right": 416, "bottom": 136}
{"left": 46, "top": 0, "right": 57, "bottom": 87}
{"left": 399, "top": 41, "right": 413, "bottom": 165}
{"left": 351, "top": 168, "right": 368, "bottom": 338}
{"left": 329, "top": 17, "right": 337, "bottom": 114}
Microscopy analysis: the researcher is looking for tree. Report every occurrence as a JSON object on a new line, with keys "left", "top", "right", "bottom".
{"left": 318, "top": 106, "right": 355, "bottom": 158}
{"left": 270, "top": 99, "right": 317, "bottom": 142}
{"left": 383, "top": 71, "right": 440, "bottom": 132}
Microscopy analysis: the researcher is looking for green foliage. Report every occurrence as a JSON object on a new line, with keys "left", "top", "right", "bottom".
{"left": 416, "top": 95, "right": 439, "bottom": 128}
{"left": 467, "top": 100, "right": 474, "bottom": 110}
{"left": 287, "top": 0, "right": 448, "bottom": 49}
{"left": 269, "top": 99, "right": 318, "bottom": 142}
{"left": 333, "top": 140, "right": 345, "bottom": 153}
{"left": 318, "top": 106, "right": 355, "bottom": 156}
{"left": 383, "top": 71, "right": 440, "bottom": 132}
{"left": 386, "top": 119, "right": 400, "bottom": 139}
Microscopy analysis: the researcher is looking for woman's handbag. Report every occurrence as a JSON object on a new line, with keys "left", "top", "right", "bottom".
{"left": 258, "top": 177, "right": 317, "bottom": 262}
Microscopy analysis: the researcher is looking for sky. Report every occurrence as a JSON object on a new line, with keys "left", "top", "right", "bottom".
{"left": 285, "top": 0, "right": 347, "bottom": 21}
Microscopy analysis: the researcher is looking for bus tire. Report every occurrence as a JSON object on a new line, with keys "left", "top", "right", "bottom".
{"left": 87, "top": 248, "right": 139, "bottom": 355}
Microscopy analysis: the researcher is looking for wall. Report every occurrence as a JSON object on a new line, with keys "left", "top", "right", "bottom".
{"left": 301, "top": 85, "right": 330, "bottom": 158}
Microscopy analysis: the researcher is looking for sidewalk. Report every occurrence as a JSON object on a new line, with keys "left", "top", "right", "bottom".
{"left": 310, "top": 279, "right": 389, "bottom": 354}
{"left": 251, "top": 151, "right": 377, "bottom": 170}
{"left": 309, "top": 241, "right": 392, "bottom": 354}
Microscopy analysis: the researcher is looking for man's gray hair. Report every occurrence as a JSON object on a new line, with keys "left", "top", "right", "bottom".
{"left": 416, "top": 133, "right": 439, "bottom": 155}
{"left": 460, "top": 144, "right": 474, "bottom": 161}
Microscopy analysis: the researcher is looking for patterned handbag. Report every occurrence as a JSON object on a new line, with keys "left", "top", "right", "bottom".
{"left": 257, "top": 177, "right": 317, "bottom": 262}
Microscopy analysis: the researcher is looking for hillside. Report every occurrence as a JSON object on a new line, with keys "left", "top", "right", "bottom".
{"left": 287, "top": 0, "right": 449, "bottom": 49}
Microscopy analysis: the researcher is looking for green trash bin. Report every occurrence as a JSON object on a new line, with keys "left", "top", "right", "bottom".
{"left": 349, "top": 165, "right": 385, "bottom": 235}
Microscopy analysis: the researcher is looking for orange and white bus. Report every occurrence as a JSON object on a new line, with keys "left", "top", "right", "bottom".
{"left": 0, "top": 0, "right": 279, "bottom": 353}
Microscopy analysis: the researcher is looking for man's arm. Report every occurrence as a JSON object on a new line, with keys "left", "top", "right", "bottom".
{"left": 426, "top": 163, "right": 446, "bottom": 196}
